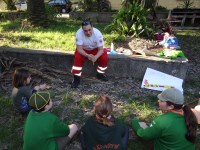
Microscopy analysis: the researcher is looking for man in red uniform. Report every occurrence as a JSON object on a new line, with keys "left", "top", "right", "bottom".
{"left": 71, "top": 20, "right": 108, "bottom": 88}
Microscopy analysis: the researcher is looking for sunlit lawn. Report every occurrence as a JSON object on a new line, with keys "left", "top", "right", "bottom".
{"left": 0, "top": 19, "right": 121, "bottom": 51}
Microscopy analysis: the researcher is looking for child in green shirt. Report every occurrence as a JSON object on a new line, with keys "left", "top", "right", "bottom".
{"left": 23, "top": 92, "right": 78, "bottom": 150}
{"left": 131, "top": 88, "right": 197, "bottom": 150}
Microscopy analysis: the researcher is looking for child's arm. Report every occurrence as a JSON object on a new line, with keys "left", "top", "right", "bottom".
{"left": 192, "top": 105, "right": 200, "bottom": 124}
{"left": 139, "top": 122, "right": 148, "bottom": 129}
{"left": 68, "top": 124, "right": 78, "bottom": 138}
{"left": 34, "top": 83, "right": 51, "bottom": 91}
{"left": 131, "top": 118, "right": 162, "bottom": 140}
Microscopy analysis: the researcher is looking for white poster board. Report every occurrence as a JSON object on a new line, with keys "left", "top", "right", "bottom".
{"left": 141, "top": 68, "right": 183, "bottom": 92}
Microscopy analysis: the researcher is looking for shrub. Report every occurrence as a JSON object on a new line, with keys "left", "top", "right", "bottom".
{"left": 74, "top": 0, "right": 111, "bottom": 12}
{"left": 155, "top": 5, "right": 168, "bottom": 11}
{"left": 105, "top": 2, "right": 153, "bottom": 38}
{"left": 45, "top": 4, "right": 59, "bottom": 21}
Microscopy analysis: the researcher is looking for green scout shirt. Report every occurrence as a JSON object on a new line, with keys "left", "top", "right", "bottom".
{"left": 131, "top": 112, "right": 195, "bottom": 150}
{"left": 23, "top": 110, "right": 70, "bottom": 150}
{"left": 81, "top": 116, "right": 126, "bottom": 150}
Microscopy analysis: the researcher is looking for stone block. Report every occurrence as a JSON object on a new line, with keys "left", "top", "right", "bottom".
{"left": 0, "top": 47, "right": 188, "bottom": 80}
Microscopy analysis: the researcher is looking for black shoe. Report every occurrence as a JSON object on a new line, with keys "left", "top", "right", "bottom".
{"left": 96, "top": 73, "right": 108, "bottom": 81}
{"left": 71, "top": 75, "right": 80, "bottom": 88}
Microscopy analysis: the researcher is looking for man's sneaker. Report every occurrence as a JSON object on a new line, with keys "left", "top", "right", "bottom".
{"left": 96, "top": 73, "right": 108, "bottom": 81}
{"left": 71, "top": 75, "right": 80, "bottom": 88}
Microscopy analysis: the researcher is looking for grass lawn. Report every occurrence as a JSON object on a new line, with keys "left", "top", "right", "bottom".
{"left": 0, "top": 19, "right": 200, "bottom": 149}
{"left": 0, "top": 19, "right": 122, "bottom": 51}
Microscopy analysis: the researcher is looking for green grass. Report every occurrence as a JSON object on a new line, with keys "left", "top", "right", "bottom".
{"left": 79, "top": 94, "right": 97, "bottom": 108}
{"left": 0, "top": 19, "right": 123, "bottom": 51}
{"left": 0, "top": 94, "right": 25, "bottom": 150}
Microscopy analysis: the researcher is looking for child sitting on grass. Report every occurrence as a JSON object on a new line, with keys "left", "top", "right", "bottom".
{"left": 131, "top": 88, "right": 197, "bottom": 150}
{"left": 23, "top": 91, "right": 78, "bottom": 150}
{"left": 11, "top": 68, "right": 49, "bottom": 114}
{"left": 80, "top": 95, "right": 129, "bottom": 150}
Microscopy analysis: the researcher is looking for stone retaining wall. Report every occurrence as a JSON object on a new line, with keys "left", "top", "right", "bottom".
{"left": 69, "top": 12, "right": 116, "bottom": 23}
{"left": 0, "top": 47, "right": 188, "bottom": 80}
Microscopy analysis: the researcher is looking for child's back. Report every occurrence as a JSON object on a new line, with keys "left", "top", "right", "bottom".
{"left": 23, "top": 110, "right": 69, "bottom": 150}
{"left": 81, "top": 95, "right": 128, "bottom": 150}
{"left": 82, "top": 116, "right": 127, "bottom": 150}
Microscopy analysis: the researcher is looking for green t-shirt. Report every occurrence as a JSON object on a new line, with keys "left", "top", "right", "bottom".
{"left": 23, "top": 110, "right": 70, "bottom": 150}
{"left": 131, "top": 112, "right": 195, "bottom": 150}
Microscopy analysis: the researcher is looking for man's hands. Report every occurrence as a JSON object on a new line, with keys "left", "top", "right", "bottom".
{"left": 87, "top": 54, "right": 98, "bottom": 63}
{"left": 77, "top": 45, "right": 103, "bottom": 64}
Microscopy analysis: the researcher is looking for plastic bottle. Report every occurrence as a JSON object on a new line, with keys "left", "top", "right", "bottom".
{"left": 111, "top": 43, "right": 114, "bottom": 52}
{"left": 109, "top": 43, "right": 117, "bottom": 55}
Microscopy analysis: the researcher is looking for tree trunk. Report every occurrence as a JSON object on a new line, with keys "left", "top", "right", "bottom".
{"left": 97, "top": 0, "right": 101, "bottom": 11}
{"left": 27, "top": 0, "right": 48, "bottom": 27}
{"left": 3, "top": 0, "right": 16, "bottom": 10}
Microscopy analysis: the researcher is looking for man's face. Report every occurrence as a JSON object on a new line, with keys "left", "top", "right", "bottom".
{"left": 82, "top": 24, "right": 93, "bottom": 37}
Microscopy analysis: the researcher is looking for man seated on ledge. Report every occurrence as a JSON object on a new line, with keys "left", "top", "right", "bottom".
{"left": 71, "top": 20, "right": 108, "bottom": 88}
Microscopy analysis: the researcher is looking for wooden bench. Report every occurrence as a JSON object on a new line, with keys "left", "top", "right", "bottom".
{"left": 169, "top": 9, "right": 200, "bottom": 26}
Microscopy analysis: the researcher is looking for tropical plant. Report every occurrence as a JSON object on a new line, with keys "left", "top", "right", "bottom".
{"left": 2, "top": 0, "right": 16, "bottom": 10}
{"left": 179, "top": 0, "right": 194, "bottom": 9}
{"left": 105, "top": 1, "right": 153, "bottom": 38}
{"left": 122, "top": 0, "right": 143, "bottom": 8}
{"left": 122, "top": 0, "right": 158, "bottom": 9}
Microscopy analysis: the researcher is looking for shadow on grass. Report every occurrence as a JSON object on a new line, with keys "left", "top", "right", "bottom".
{"left": 0, "top": 93, "right": 25, "bottom": 150}
{"left": 176, "top": 30, "right": 200, "bottom": 56}
{"left": 0, "top": 19, "right": 110, "bottom": 35}
{"left": 0, "top": 19, "right": 116, "bottom": 50}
